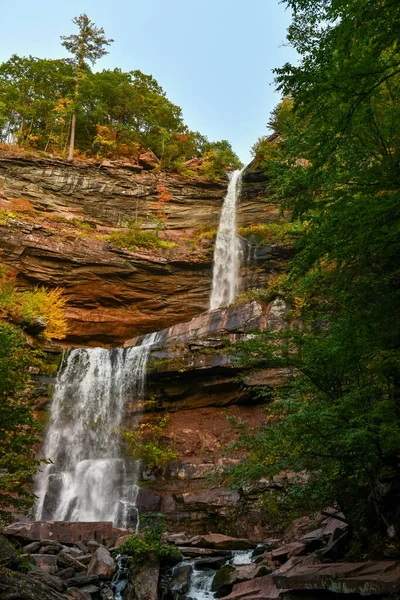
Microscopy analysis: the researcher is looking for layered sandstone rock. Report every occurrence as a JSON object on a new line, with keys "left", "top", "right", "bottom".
{"left": 0, "top": 153, "right": 273, "bottom": 345}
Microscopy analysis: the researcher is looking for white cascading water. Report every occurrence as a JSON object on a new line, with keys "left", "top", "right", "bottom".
{"left": 209, "top": 169, "right": 243, "bottom": 310}
{"left": 35, "top": 332, "right": 159, "bottom": 528}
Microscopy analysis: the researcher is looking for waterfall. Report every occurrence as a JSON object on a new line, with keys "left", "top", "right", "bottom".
{"left": 209, "top": 169, "right": 243, "bottom": 310}
{"left": 35, "top": 332, "right": 159, "bottom": 527}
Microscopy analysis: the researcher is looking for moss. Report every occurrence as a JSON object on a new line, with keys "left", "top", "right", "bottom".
{"left": 108, "top": 227, "right": 176, "bottom": 252}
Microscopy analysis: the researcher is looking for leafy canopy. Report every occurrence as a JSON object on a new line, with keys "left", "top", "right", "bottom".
{"left": 232, "top": 0, "right": 400, "bottom": 553}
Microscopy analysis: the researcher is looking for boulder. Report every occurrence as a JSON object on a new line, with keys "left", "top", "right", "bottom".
{"left": 57, "top": 567, "right": 76, "bottom": 580}
{"left": 30, "top": 554, "right": 58, "bottom": 574}
{"left": 184, "top": 157, "right": 204, "bottom": 170}
{"left": 138, "top": 148, "right": 160, "bottom": 170}
{"left": 271, "top": 542, "right": 305, "bottom": 563}
{"left": 167, "top": 563, "right": 192, "bottom": 596}
{"left": 24, "top": 541, "right": 41, "bottom": 554}
{"left": 212, "top": 563, "right": 272, "bottom": 596}
{"left": 187, "top": 534, "right": 255, "bottom": 550}
{"left": 87, "top": 546, "right": 115, "bottom": 577}
{"left": 125, "top": 560, "right": 159, "bottom": 600}
{"left": 194, "top": 556, "right": 228, "bottom": 570}
{"left": 57, "top": 551, "right": 87, "bottom": 572}
{"left": 283, "top": 516, "right": 315, "bottom": 544}
{"left": 113, "top": 534, "right": 131, "bottom": 549}
{"left": 219, "top": 574, "right": 286, "bottom": 600}
{"left": 273, "top": 561, "right": 400, "bottom": 596}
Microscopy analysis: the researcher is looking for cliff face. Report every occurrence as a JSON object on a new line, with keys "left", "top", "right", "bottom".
{"left": 0, "top": 154, "right": 273, "bottom": 345}
{"left": 2, "top": 151, "right": 293, "bottom": 539}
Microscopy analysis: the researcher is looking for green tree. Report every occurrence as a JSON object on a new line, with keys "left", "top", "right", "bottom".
{"left": 233, "top": 0, "right": 400, "bottom": 552}
{"left": 61, "top": 13, "right": 113, "bottom": 161}
{"left": 0, "top": 322, "right": 43, "bottom": 523}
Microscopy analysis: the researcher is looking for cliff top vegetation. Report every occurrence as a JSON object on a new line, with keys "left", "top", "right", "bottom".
{"left": 0, "top": 14, "right": 242, "bottom": 179}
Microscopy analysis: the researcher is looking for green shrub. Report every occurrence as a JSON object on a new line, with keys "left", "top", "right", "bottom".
{"left": 238, "top": 221, "right": 305, "bottom": 246}
{"left": 108, "top": 224, "right": 176, "bottom": 252}
{"left": 115, "top": 514, "right": 181, "bottom": 563}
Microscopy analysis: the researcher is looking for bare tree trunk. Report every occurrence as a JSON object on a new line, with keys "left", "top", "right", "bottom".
{"left": 67, "top": 112, "right": 76, "bottom": 162}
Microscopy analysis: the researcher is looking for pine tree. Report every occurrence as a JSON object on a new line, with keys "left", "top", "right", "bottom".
{"left": 61, "top": 14, "right": 113, "bottom": 161}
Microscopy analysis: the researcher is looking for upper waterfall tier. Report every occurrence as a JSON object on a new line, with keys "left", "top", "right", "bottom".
{"left": 209, "top": 170, "right": 243, "bottom": 310}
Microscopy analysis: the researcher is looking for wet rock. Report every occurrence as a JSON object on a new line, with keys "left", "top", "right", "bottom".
{"left": 188, "top": 534, "right": 255, "bottom": 550}
{"left": 87, "top": 546, "right": 115, "bottom": 577}
{"left": 194, "top": 556, "right": 228, "bottom": 570}
{"left": 168, "top": 563, "right": 192, "bottom": 596}
{"left": 100, "top": 585, "right": 114, "bottom": 600}
{"left": 0, "top": 535, "right": 16, "bottom": 567}
{"left": 212, "top": 563, "right": 271, "bottom": 596}
{"left": 273, "top": 561, "right": 400, "bottom": 596}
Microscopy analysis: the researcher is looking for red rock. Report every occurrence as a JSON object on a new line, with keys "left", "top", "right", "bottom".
{"left": 272, "top": 542, "right": 305, "bottom": 562}
{"left": 87, "top": 546, "right": 115, "bottom": 577}
{"left": 219, "top": 574, "right": 286, "bottom": 599}
{"left": 113, "top": 534, "right": 131, "bottom": 549}
{"left": 273, "top": 561, "right": 400, "bottom": 596}
{"left": 283, "top": 516, "right": 315, "bottom": 543}
{"left": 2, "top": 521, "right": 127, "bottom": 545}
{"left": 187, "top": 534, "right": 255, "bottom": 550}
{"left": 178, "top": 546, "right": 230, "bottom": 557}
{"left": 138, "top": 148, "right": 160, "bottom": 170}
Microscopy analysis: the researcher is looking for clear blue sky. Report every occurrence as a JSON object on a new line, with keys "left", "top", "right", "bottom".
{"left": 0, "top": 0, "right": 296, "bottom": 164}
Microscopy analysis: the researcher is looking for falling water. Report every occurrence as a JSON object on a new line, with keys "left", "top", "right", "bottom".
{"left": 35, "top": 332, "right": 159, "bottom": 527}
{"left": 209, "top": 169, "right": 243, "bottom": 310}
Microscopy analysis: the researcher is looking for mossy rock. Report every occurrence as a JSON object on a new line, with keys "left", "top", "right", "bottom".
{"left": 211, "top": 563, "right": 236, "bottom": 595}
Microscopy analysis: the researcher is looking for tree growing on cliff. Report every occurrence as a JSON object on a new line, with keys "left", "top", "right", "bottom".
{"left": 61, "top": 13, "right": 113, "bottom": 161}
